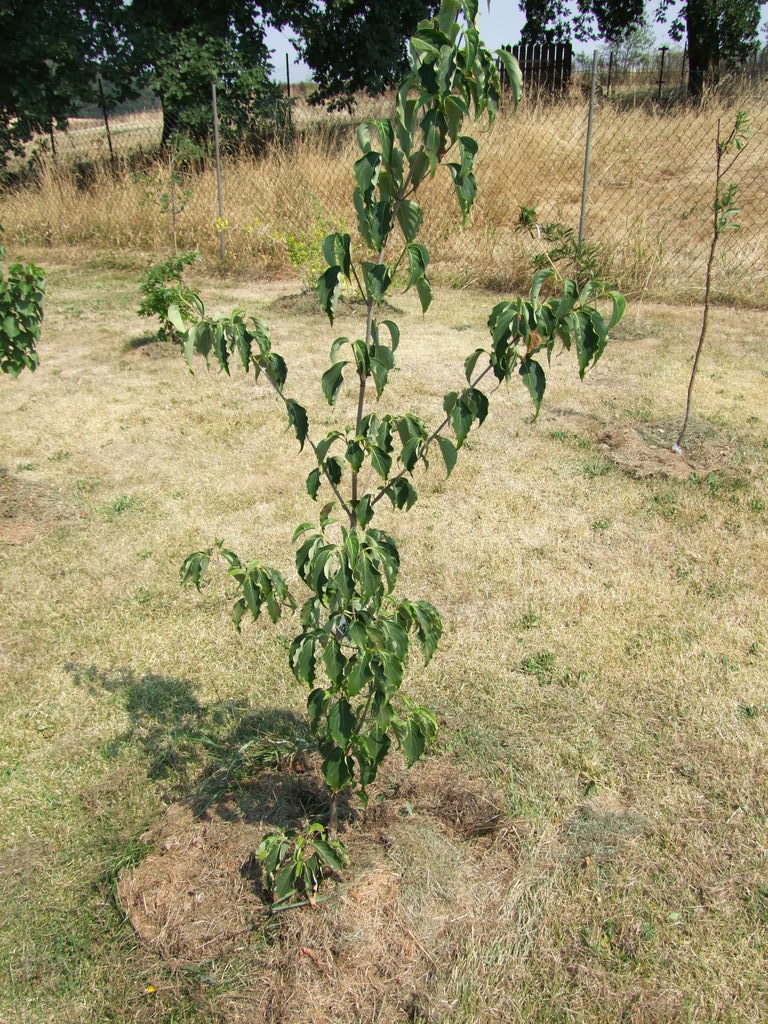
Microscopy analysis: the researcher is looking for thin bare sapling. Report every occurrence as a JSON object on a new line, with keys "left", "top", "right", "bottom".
{"left": 673, "top": 112, "right": 750, "bottom": 453}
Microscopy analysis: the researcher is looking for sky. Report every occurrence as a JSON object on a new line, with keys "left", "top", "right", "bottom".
{"left": 264, "top": 2, "right": 691, "bottom": 84}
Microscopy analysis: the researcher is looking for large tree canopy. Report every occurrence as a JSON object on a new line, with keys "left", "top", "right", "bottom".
{"left": 288, "top": 1, "right": 440, "bottom": 109}
{"left": 0, "top": 0, "right": 442, "bottom": 168}
{"left": 520, "top": 0, "right": 765, "bottom": 95}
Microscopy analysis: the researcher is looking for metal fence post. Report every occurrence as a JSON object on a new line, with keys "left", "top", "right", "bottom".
{"left": 97, "top": 76, "right": 115, "bottom": 169}
{"left": 578, "top": 50, "right": 598, "bottom": 246}
{"left": 211, "top": 80, "right": 227, "bottom": 270}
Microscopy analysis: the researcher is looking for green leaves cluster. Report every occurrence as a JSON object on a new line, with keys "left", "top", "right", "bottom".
{"left": 317, "top": 1, "right": 521, "bottom": 325}
{"left": 257, "top": 823, "right": 349, "bottom": 906}
{"left": 0, "top": 238, "right": 45, "bottom": 378}
{"left": 290, "top": 520, "right": 440, "bottom": 798}
{"left": 138, "top": 251, "right": 201, "bottom": 342}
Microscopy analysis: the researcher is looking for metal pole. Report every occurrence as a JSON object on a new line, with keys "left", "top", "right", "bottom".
{"left": 97, "top": 75, "right": 115, "bottom": 168}
{"left": 578, "top": 50, "right": 598, "bottom": 245}
{"left": 680, "top": 41, "right": 687, "bottom": 93}
{"left": 657, "top": 46, "right": 667, "bottom": 102}
{"left": 211, "top": 80, "right": 226, "bottom": 269}
{"left": 607, "top": 50, "right": 614, "bottom": 98}
{"left": 286, "top": 53, "right": 291, "bottom": 98}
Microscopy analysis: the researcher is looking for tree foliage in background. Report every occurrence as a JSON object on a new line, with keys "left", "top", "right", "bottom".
{"left": 289, "top": 1, "right": 440, "bottom": 110}
{"left": 0, "top": 0, "right": 124, "bottom": 168}
{"left": 151, "top": 32, "right": 290, "bottom": 150}
{"left": 0, "top": 0, "right": 449, "bottom": 166}
{"left": 519, "top": 0, "right": 765, "bottom": 95}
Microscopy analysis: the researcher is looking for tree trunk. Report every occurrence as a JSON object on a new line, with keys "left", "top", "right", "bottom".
{"left": 686, "top": 0, "right": 719, "bottom": 98}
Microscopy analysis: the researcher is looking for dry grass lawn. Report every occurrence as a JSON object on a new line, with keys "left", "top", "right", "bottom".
{"left": 1, "top": 252, "right": 767, "bottom": 1023}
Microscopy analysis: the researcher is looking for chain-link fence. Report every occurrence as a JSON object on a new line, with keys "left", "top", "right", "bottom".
{"left": 1, "top": 48, "right": 766, "bottom": 305}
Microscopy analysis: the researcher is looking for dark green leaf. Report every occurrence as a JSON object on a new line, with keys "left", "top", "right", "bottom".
{"left": 321, "top": 361, "right": 348, "bottom": 406}
{"left": 436, "top": 436, "right": 457, "bottom": 476}
{"left": 397, "top": 199, "right": 424, "bottom": 243}
{"left": 519, "top": 359, "right": 546, "bottom": 417}
{"left": 306, "top": 468, "right": 321, "bottom": 500}
{"left": 285, "top": 399, "right": 308, "bottom": 451}
{"left": 317, "top": 266, "right": 343, "bottom": 325}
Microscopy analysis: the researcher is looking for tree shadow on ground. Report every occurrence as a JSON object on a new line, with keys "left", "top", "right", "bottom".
{"left": 66, "top": 663, "right": 326, "bottom": 825}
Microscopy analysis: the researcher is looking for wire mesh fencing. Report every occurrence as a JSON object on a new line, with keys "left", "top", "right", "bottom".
{"left": 1, "top": 51, "right": 766, "bottom": 306}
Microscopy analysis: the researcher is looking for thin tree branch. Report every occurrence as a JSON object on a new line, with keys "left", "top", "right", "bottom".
{"left": 370, "top": 362, "right": 495, "bottom": 508}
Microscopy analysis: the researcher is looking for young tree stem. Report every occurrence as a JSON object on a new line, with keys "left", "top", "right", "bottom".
{"left": 674, "top": 119, "right": 723, "bottom": 452}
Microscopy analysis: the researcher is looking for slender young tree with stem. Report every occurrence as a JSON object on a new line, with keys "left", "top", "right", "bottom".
{"left": 175, "top": 0, "right": 626, "bottom": 898}
{"left": 673, "top": 111, "right": 750, "bottom": 454}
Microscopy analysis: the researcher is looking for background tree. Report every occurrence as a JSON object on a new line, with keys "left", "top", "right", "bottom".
{"left": 0, "top": 0, "right": 443, "bottom": 167}
{"left": 519, "top": 0, "right": 765, "bottom": 96}
{"left": 0, "top": 0, "right": 123, "bottom": 168}
{"left": 289, "top": 1, "right": 440, "bottom": 110}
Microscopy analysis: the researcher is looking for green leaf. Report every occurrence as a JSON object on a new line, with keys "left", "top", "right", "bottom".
{"left": 290, "top": 634, "right": 317, "bottom": 684}
{"left": 398, "top": 721, "right": 426, "bottom": 767}
{"left": 307, "top": 687, "right": 327, "bottom": 730}
{"left": 180, "top": 550, "right": 210, "bottom": 590}
{"left": 606, "top": 291, "right": 626, "bottom": 330}
{"left": 325, "top": 455, "right": 345, "bottom": 486}
{"left": 327, "top": 698, "right": 356, "bottom": 746}
{"left": 285, "top": 399, "right": 308, "bottom": 451}
{"left": 363, "top": 263, "right": 393, "bottom": 303}
{"left": 530, "top": 268, "right": 555, "bottom": 302}
{"left": 354, "top": 495, "right": 374, "bottom": 528}
{"left": 306, "top": 467, "right": 321, "bottom": 500}
{"left": 354, "top": 151, "right": 382, "bottom": 202}
{"left": 397, "top": 199, "right": 424, "bottom": 243}
{"left": 386, "top": 478, "right": 418, "bottom": 510}
{"left": 321, "top": 744, "right": 355, "bottom": 791}
{"left": 497, "top": 49, "right": 523, "bottom": 107}
{"left": 404, "top": 243, "right": 429, "bottom": 289}
{"left": 317, "top": 265, "right": 342, "bottom": 325}
{"left": 323, "top": 638, "right": 347, "bottom": 684}
{"left": 167, "top": 303, "right": 186, "bottom": 333}
{"left": 321, "top": 361, "right": 348, "bottom": 406}
{"left": 436, "top": 436, "right": 457, "bottom": 476}
{"left": 464, "top": 347, "right": 486, "bottom": 383}
{"left": 313, "top": 839, "right": 346, "bottom": 872}
{"left": 345, "top": 440, "right": 364, "bottom": 472}
{"left": 377, "top": 319, "right": 400, "bottom": 352}
{"left": 415, "top": 275, "right": 432, "bottom": 314}
{"left": 519, "top": 359, "right": 546, "bottom": 417}
{"left": 322, "top": 232, "right": 352, "bottom": 280}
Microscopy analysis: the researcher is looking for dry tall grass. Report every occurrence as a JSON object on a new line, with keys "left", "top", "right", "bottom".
{"left": 1, "top": 91, "right": 766, "bottom": 304}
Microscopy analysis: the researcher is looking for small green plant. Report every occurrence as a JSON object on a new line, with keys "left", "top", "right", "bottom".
{"left": 673, "top": 112, "right": 750, "bottom": 453}
{"left": 518, "top": 206, "right": 608, "bottom": 288}
{"left": 135, "top": 137, "right": 203, "bottom": 254}
{"left": 274, "top": 194, "right": 344, "bottom": 291}
{"left": 0, "top": 231, "right": 45, "bottom": 377}
{"left": 137, "top": 251, "right": 202, "bottom": 342}
{"left": 176, "top": 1, "right": 625, "bottom": 891}
{"left": 257, "top": 823, "right": 349, "bottom": 906}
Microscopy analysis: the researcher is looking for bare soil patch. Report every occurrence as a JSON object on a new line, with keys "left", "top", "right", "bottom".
{"left": 598, "top": 423, "right": 733, "bottom": 480}
{"left": 0, "top": 471, "right": 73, "bottom": 544}
{"left": 118, "top": 756, "right": 518, "bottom": 1022}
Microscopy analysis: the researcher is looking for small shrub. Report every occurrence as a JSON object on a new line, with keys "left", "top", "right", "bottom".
{"left": 257, "top": 823, "right": 349, "bottom": 906}
{"left": 0, "top": 232, "right": 45, "bottom": 377}
{"left": 137, "top": 251, "right": 202, "bottom": 342}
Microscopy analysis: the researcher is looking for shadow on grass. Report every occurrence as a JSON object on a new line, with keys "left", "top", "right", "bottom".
{"left": 66, "top": 663, "right": 316, "bottom": 820}
{"left": 122, "top": 332, "right": 178, "bottom": 355}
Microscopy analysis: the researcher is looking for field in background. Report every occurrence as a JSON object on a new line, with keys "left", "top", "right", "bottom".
{"left": 1, "top": 89, "right": 767, "bottom": 306}
{"left": 1, "top": 258, "right": 768, "bottom": 1022}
